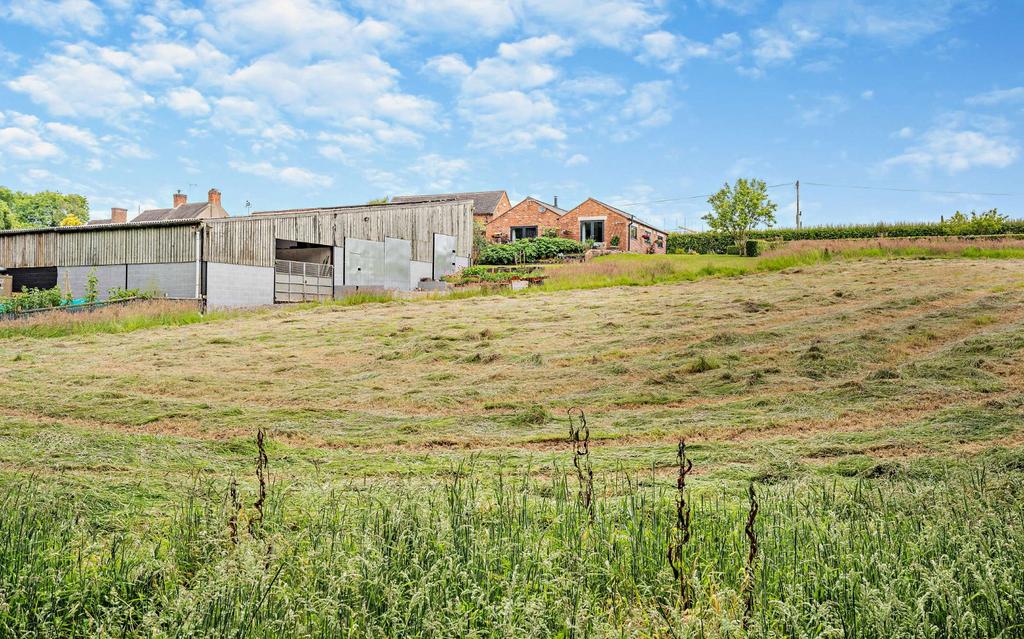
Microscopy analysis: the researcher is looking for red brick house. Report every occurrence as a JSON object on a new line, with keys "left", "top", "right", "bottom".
{"left": 485, "top": 197, "right": 567, "bottom": 243}
{"left": 557, "top": 198, "right": 667, "bottom": 254}
{"left": 391, "top": 190, "right": 511, "bottom": 226}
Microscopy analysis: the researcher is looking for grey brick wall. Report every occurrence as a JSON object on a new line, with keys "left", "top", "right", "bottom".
{"left": 127, "top": 262, "right": 197, "bottom": 298}
{"left": 56, "top": 265, "right": 127, "bottom": 300}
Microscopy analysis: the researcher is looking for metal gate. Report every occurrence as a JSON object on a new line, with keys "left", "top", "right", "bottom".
{"left": 274, "top": 259, "right": 334, "bottom": 302}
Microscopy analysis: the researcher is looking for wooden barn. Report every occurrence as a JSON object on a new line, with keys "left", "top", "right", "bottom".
{"left": 0, "top": 199, "right": 473, "bottom": 307}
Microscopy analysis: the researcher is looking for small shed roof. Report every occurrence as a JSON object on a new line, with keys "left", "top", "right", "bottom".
{"left": 391, "top": 190, "right": 507, "bottom": 216}
{"left": 133, "top": 202, "right": 210, "bottom": 223}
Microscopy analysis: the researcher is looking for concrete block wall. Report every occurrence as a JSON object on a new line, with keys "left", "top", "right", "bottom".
{"left": 127, "top": 262, "right": 198, "bottom": 298}
{"left": 56, "top": 265, "right": 127, "bottom": 300}
{"left": 206, "top": 262, "right": 274, "bottom": 308}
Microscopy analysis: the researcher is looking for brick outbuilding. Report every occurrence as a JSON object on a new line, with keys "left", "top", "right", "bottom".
{"left": 557, "top": 198, "right": 667, "bottom": 254}
{"left": 484, "top": 197, "right": 567, "bottom": 243}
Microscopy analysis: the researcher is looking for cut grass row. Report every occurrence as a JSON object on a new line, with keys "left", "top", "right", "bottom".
{"left": 4, "top": 244, "right": 1021, "bottom": 339}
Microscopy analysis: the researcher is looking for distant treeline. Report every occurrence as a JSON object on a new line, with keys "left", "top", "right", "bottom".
{"left": 0, "top": 186, "right": 90, "bottom": 230}
{"left": 668, "top": 210, "right": 1024, "bottom": 254}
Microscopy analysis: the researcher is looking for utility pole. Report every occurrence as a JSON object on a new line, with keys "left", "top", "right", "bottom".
{"left": 795, "top": 180, "right": 802, "bottom": 229}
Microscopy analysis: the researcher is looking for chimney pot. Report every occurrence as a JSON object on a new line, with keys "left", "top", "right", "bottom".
{"left": 208, "top": 188, "right": 222, "bottom": 207}
{"left": 111, "top": 207, "right": 128, "bottom": 224}
{"left": 553, "top": 195, "right": 559, "bottom": 208}
{"left": 173, "top": 190, "right": 187, "bottom": 208}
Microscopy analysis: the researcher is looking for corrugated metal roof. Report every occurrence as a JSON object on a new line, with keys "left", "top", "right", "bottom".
{"left": 0, "top": 218, "right": 203, "bottom": 236}
{"left": 391, "top": 190, "right": 507, "bottom": 216}
{"left": 132, "top": 202, "right": 210, "bottom": 222}
{"left": 251, "top": 199, "right": 475, "bottom": 217}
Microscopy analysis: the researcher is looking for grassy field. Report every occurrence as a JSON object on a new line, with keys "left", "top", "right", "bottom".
{"left": 2, "top": 254, "right": 1024, "bottom": 637}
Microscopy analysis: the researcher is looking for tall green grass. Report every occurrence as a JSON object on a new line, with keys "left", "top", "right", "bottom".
{"left": 2, "top": 466, "right": 1022, "bottom": 637}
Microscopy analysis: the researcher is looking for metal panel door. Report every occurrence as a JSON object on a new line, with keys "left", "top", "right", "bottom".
{"left": 344, "top": 238, "right": 385, "bottom": 287}
{"left": 384, "top": 237, "right": 412, "bottom": 291}
{"left": 433, "top": 233, "right": 458, "bottom": 280}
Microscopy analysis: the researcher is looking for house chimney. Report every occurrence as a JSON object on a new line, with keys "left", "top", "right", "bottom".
{"left": 553, "top": 195, "right": 559, "bottom": 208}
{"left": 173, "top": 190, "right": 187, "bottom": 208}
{"left": 207, "top": 188, "right": 221, "bottom": 207}
{"left": 111, "top": 207, "right": 127, "bottom": 224}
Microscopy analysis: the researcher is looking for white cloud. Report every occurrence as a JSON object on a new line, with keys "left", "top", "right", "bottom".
{"left": 410, "top": 154, "right": 469, "bottom": 191}
{"left": 861, "top": 89, "right": 874, "bottom": 100}
{"left": 166, "top": 87, "right": 211, "bottom": 116}
{"left": 699, "top": 0, "right": 762, "bottom": 14}
{"left": 0, "top": 125, "right": 62, "bottom": 160}
{"left": 966, "top": 87, "right": 1024, "bottom": 107}
{"left": 44, "top": 122, "right": 100, "bottom": 151}
{"left": 614, "top": 80, "right": 673, "bottom": 141}
{"left": 459, "top": 90, "right": 565, "bottom": 150}
{"left": 744, "top": 1, "right": 978, "bottom": 73}
{"left": 638, "top": 30, "right": 741, "bottom": 72}
{"left": 423, "top": 54, "right": 472, "bottom": 79}
{"left": 792, "top": 93, "right": 849, "bottom": 125}
{"left": 358, "top": 0, "right": 664, "bottom": 49}
{"left": 560, "top": 74, "right": 625, "bottom": 96}
{"left": 883, "top": 114, "right": 1019, "bottom": 174}
{"left": 3, "top": 0, "right": 106, "bottom": 35}
{"left": 198, "top": 0, "right": 396, "bottom": 59}
{"left": 8, "top": 49, "right": 155, "bottom": 118}
{"left": 355, "top": 0, "right": 516, "bottom": 38}
{"left": 229, "top": 160, "right": 333, "bottom": 188}
{"left": 565, "top": 153, "right": 589, "bottom": 167}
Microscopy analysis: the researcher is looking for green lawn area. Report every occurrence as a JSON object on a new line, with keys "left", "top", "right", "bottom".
{"left": 1, "top": 255, "right": 1023, "bottom": 637}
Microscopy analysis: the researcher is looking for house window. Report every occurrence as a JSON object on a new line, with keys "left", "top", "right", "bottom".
{"left": 510, "top": 226, "right": 538, "bottom": 240}
{"left": 580, "top": 219, "right": 605, "bottom": 243}
{"left": 629, "top": 226, "right": 637, "bottom": 239}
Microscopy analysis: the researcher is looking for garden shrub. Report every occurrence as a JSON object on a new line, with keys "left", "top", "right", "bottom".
{"left": 0, "top": 286, "right": 65, "bottom": 313}
{"left": 478, "top": 237, "right": 586, "bottom": 265}
{"left": 745, "top": 239, "right": 769, "bottom": 257}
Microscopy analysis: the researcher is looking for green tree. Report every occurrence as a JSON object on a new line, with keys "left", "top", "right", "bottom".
{"left": 7, "top": 189, "right": 90, "bottom": 227}
{"left": 0, "top": 200, "right": 12, "bottom": 230}
{"left": 703, "top": 178, "right": 778, "bottom": 255}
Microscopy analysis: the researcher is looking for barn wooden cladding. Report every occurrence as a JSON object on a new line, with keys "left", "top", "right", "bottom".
{"left": 0, "top": 222, "right": 198, "bottom": 268}
{"left": 207, "top": 201, "right": 473, "bottom": 267}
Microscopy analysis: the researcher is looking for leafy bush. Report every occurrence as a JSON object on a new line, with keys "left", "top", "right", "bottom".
{"left": 106, "top": 287, "right": 152, "bottom": 302}
{"left": 443, "top": 266, "right": 536, "bottom": 285}
{"left": 478, "top": 237, "right": 586, "bottom": 265}
{"left": 943, "top": 209, "right": 1007, "bottom": 236}
{"left": 668, "top": 212, "right": 1024, "bottom": 254}
{"left": 745, "top": 239, "right": 769, "bottom": 257}
{"left": 1, "top": 286, "right": 65, "bottom": 313}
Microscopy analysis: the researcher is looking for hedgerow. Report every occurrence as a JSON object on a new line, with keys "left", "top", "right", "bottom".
{"left": 669, "top": 212, "right": 1024, "bottom": 254}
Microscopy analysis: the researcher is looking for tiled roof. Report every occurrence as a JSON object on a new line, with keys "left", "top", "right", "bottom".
{"left": 132, "top": 202, "right": 209, "bottom": 222}
{"left": 391, "top": 190, "right": 507, "bottom": 216}
{"left": 85, "top": 218, "right": 116, "bottom": 226}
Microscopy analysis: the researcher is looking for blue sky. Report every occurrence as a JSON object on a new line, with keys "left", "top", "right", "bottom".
{"left": 0, "top": 0, "right": 1022, "bottom": 230}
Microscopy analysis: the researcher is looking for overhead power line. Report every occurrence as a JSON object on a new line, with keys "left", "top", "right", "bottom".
{"left": 800, "top": 181, "right": 1019, "bottom": 197}
{"left": 617, "top": 182, "right": 793, "bottom": 207}
{"left": 615, "top": 180, "right": 1019, "bottom": 208}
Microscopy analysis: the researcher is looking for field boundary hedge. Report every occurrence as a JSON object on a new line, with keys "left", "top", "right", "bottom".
{"left": 668, "top": 219, "right": 1024, "bottom": 254}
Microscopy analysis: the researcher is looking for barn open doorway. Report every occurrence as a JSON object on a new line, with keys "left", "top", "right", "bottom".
{"left": 274, "top": 239, "right": 334, "bottom": 302}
